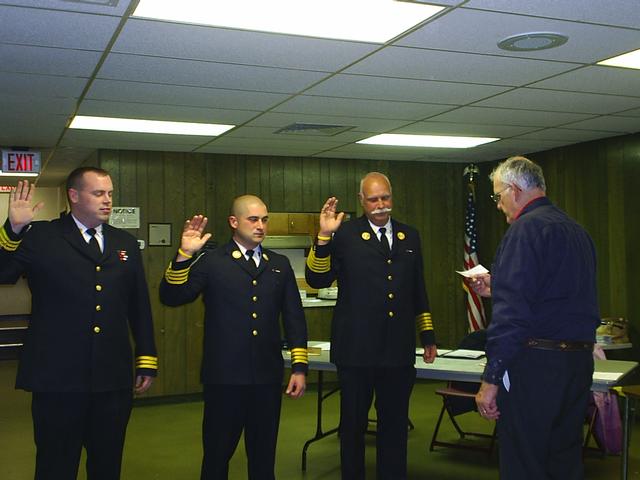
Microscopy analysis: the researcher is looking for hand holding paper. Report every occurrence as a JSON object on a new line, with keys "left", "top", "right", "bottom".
{"left": 456, "top": 264, "right": 489, "bottom": 277}
{"left": 456, "top": 265, "right": 491, "bottom": 298}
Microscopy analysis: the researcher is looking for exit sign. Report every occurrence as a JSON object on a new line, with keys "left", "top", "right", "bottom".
{"left": 1, "top": 150, "right": 41, "bottom": 174}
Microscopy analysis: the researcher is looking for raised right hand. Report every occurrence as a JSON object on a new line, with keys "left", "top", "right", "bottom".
{"left": 179, "top": 215, "right": 212, "bottom": 258}
{"left": 9, "top": 180, "right": 44, "bottom": 234}
{"left": 318, "top": 197, "right": 344, "bottom": 237}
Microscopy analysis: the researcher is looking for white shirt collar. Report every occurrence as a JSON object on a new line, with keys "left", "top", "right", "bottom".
{"left": 367, "top": 218, "right": 392, "bottom": 235}
{"left": 71, "top": 214, "right": 103, "bottom": 236}
{"left": 234, "top": 241, "right": 261, "bottom": 257}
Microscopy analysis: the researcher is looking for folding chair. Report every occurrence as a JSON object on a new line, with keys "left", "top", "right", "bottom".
{"left": 429, "top": 381, "right": 497, "bottom": 457}
{"left": 429, "top": 329, "right": 496, "bottom": 457}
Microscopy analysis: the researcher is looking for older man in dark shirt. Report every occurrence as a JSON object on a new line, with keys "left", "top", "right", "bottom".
{"left": 471, "top": 156, "right": 599, "bottom": 480}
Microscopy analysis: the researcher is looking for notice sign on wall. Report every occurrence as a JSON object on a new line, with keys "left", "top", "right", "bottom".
{"left": 109, "top": 206, "right": 140, "bottom": 229}
{"left": 1, "top": 150, "right": 41, "bottom": 175}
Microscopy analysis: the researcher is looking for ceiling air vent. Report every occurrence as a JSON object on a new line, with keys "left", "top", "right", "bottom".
{"left": 274, "top": 123, "right": 354, "bottom": 136}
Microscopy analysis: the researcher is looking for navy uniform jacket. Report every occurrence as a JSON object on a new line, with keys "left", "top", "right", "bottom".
{"left": 0, "top": 215, "right": 158, "bottom": 392}
{"left": 159, "top": 240, "right": 308, "bottom": 385}
{"left": 305, "top": 215, "right": 435, "bottom": 367}
{"left": 482, "top": 197, "right": 600, "bottom": 384}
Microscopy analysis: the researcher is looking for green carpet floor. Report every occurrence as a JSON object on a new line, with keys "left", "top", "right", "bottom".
{"left": 1, "top": 360, "right": 638, "bottom": 479}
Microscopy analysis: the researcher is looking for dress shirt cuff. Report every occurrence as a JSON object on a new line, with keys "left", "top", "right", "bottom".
{"left": 291, "top": 362, "right": 308, "bottom": 375}
{"left": 420, "top": 330, "right": 436, "bottom": 347}
{"left": 311, "top": 242, "right": 331, "bottom": 257}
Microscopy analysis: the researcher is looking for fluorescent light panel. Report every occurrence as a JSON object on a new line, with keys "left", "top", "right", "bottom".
{"left": 69, "top": 116, "right": 235, "bottom": 136}
{"left": 597, "top": 48, "right": 640, "bottom": 70}
{"left": 133, "top": 0, "right": 445, "bottom": 43}
{"left": 0, "top": 172, "right": 38, "bottom": 177}
{"left": 358, "top": 134, "right": 499, "bottom": 149}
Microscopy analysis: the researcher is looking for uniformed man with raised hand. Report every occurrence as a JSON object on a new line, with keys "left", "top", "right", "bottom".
{"left": 0, "top": 168, "right": 157, "bottom": 480}
{"left": 306, "top": 172, "right": 436, "bottom": 480}
{"left": 160, "top": 195, "right": 308, "bottom": 480}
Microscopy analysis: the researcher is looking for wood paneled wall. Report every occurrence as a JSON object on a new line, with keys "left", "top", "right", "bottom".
{"left": 99, "top": 132, "right": 640, "bottom": 395}
{"left": 100, "top": 151, "right": 470, "bottom": 395}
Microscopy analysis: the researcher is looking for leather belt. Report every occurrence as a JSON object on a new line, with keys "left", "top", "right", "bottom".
{"left": 526, "top": 338, "right": 593, "bottom": 351}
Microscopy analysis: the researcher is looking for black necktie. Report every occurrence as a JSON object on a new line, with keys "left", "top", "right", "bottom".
{"left": 379, "top": 227, "right": 390, "bottom": 255}
{"left": 86, "top": 228, "right": 102, "bottom": 257}
{"left": 246, "top": 249, "right": 257, "bottom": 270}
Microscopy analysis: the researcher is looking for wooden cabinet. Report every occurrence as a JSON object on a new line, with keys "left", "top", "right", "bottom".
{"left": 267, "top": 212, "right": 317, "bottom": 235}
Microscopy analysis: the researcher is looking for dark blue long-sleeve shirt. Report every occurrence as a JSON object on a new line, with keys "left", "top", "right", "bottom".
{"left": 482, "top": 197, "right": 600, "bottom": 385}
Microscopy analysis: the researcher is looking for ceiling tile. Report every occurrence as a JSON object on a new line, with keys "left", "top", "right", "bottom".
{"left": 0, "top": 113, "right": 67, "bottom": 146}
{"left": 114, "top": 19, "right": 380, "bottom": 71}
{"left": 273, "top": 95, "right": 453, "bottom": 120}
{"left": 195, "top": 143, "right": 324, "bottom": 156}
{"left": 427, "top": 106, "right": 595, "bottom": 127}
{"left": 97, "top": 53, "right": 329, "bottom": 93}
{"left": 77, "top": 99, "right": 261, "bottom": 124}
{"left": 0, "top": 0, "right": 133, "bottom": 15}
{"left": 475, "top": 88, "right": 640, "bottom": 115}
{"left": 393, "top": 121, "right": 536, "bottom": 138}
{"left": 529, "top": 66, "right": 640, "bottom": 97}
{"left": 304, "top": 74, "right": 510, "bottom": 104}
{"left": 397, "top": 8, "right": 640, "bottom": 63}
{"left": 0, "top": 44, "right": 101, "bottom": 77}
{"left": 86, "top": 80, "right": 290, "bottom": 110}
{"left": 0, "top": 94, "right": 76, "bottom": 115}
{"left": 0, "top": 4, "right": 120, "bottom": 49}
{"left": 514, "top": 128, "right": 621, "bottom": 142}
{"left": 345, "top": 46, "right": 578, "bottom": 86}
{"left": 0, "top": 72, "right": 87, "bottom": 98}
{"left": 61, "top": 130, "right": 209, "bottom": 149}
{"left": 559, "top": 116, "right": 640, "bottom": 133}
{"left": 465, "top": 0, "right": 640, "bottom": 29}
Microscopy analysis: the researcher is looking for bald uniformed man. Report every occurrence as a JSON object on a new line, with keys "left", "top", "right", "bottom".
{"left": 159, "top": 195, "right": 308, "bottom": 480}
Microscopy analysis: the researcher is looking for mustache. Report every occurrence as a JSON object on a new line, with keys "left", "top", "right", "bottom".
{"left": 371, "top": 207, "right": 392, "bottom": 214}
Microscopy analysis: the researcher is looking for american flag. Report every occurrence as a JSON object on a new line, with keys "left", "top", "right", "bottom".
{"left": 463, "top": 166, "right": 487, "bottom": 331}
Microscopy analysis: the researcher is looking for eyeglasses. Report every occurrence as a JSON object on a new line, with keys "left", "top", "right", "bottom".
{"left": 490, "top": 185, "right": 513, "bottom": 203}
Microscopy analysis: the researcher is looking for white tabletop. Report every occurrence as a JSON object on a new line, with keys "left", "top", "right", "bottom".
{"left": 287, "top": 341, "right": 638, "bottom": 393}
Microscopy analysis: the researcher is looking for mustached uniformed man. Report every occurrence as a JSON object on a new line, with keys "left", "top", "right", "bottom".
{"left": 306, "top": 172, "right": 436, "bottom": 480}
{"left": 0, "top": 168, "right": 157, "bottom": 480}
{"left": 160, "top": 195, "right": 308, "bottom": 480}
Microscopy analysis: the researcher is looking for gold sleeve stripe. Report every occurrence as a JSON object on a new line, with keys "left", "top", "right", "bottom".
{"left": 290, "top": 347, "right": 309, "bottom": 365}
{"left": 416, "top": 312, "right": 433, "bottom": 332}
{"left": 136, "top": 356, "right": 158, "bottom": 369}
{"left": 306, "top": 248, "right": 331, "bottom": 273}
{"left": 0, "top": 226, "right": 21, "bottom": 252}
{"left": 164, "top": 262, "right": 191, "bottom": 285}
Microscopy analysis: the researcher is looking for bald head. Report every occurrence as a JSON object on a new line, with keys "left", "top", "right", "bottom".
{"left": 359, "top": 172, "right": 393, "bottom": 226}
{"left": 229, "top": 195, "right": 269, "bottom": 249}
{"left": 359, "top": 172, "right": 392, "bottom": 197}
{"left": 230, "top": 195, "right": 266, "bottom": 217}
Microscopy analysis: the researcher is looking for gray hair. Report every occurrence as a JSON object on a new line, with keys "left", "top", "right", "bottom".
{"left": 490, "top": 156, "right": 546, "bottom": 192}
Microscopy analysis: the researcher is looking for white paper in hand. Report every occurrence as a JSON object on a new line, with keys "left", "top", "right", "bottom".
{"left": 456, "top": 264, "right": 489, "bottom": 278}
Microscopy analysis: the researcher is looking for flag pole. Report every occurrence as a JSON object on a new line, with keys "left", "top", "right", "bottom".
{"left": 463, "top": 164, "right": 487, "bottom": 332}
